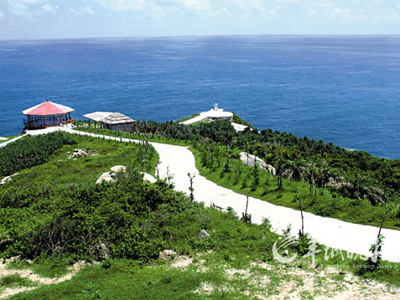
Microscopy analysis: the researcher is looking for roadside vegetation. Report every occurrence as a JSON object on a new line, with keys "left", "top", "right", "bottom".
{"left": 1, "top": 171, "right": 399, "bottom": 298}
{"left": 76, "top": 119, "right": 400, "bottom": 230}
{"left": 1, "top": 133, "right": 158, "bottom": 188}
{"left": 1, "top": 120, "right": 399, "bottom": 299}
{"left": 0, "top": 133, "right": 76, "bottom": 177}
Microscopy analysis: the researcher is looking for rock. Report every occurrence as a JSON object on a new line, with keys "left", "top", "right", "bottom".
{"left": 199, "top": 229, "right": 210, "bottom": 239}
{"left": 326, "top": 177, "right": 353, "bottom": 191}
{"left": 68, "top": 148, "right": 96, "bottom": 159}
{"left": 110, "top": 165, "right": 126, "bottom": 173}
{"left": 282, "top": 168, "right": 294, "bottom": 179}
{"left": 98, "top": 243, "right": 109, "bottom": 259}
{"left": 141, "top": 172, "right": 157, "bottom": 183}
{"left": 240, "top": 152, "right": 276, "bottom": 175}
{"left": 96, "top": 172, "right": 115, "bottom": 184}
{"left": 231, "top": 122, "right": 248, "bottom": 132}
{"left": 170, "top": 256, "right": 193, "bottom": 269}
{"left": 159, "top": 249, "right": 177, "bottom": 260}
{"left": 0, "top": 176, "right": 12, "bottom": 185}
{"left": 366, "top": 187, "right": 386, "bottom": 205}
{"left": 95, "top": 166, "right": 129, "bottom": 184}
{"left": 73, "top": 260, "right": 87, "bottom": 272}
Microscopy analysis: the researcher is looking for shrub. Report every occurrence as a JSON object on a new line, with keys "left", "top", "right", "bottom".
{"left": 0, "top": 133, "right": 76, "bottom": 177}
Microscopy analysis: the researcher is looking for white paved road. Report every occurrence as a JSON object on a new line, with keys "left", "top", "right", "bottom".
{"left": 8, "top": 127, "right": 400, "bottom": 262}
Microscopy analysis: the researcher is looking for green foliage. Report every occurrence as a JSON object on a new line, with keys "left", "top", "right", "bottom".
{"left": 2, "top": 122, "right": 400, "bottom": 299}
{"left": 1, "top": 172, "right": 184, "bottom": 261}
{"left": 367, "top": 234, "right": 384, "bottom": 271}
{"left": 191, "top": 144, "right": 400, "bottom": 230}
{"left": 0, "top": 133, "right": 76, "bottom": 177}
{"left": 240, "top": 213, "right": 252, "bottom": 223}
{"left": 78, "top": 118, "right": 400, "bottom": 205}
{"left": 0, "top": 275, "right": 37, "bottom": 289}
{"left": 295, "top": 232, "right": 312, "bottom": 256}
{"left": 1, "top": 134, "right": 158, "bottom": 189}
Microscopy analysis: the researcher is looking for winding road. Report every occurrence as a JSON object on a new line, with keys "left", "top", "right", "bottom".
{"left": 16, "top": 127, "right": 400, "bottom": 262}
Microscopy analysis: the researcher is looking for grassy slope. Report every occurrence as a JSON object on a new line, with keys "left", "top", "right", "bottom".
{"left": 2, "top": 131, "right": 399, "bottom": 299}
{"left": 74, "top": 127, "right": 398, "bottom": 230}
{"left": 5, "top": 133, "right": 159, "bottom": 188}
{"left": 5, "top": 204, "right": 400, "bottom": 299}
{"left": 8, "top": 220, "right": 400, "bottom": 299}
{"left": 191, "top": 147, "right": 399, "bottom": 230}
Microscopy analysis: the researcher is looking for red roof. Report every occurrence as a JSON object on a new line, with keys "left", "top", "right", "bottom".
{"left": 23, "top": 99, "right": 74, "bottom": 116}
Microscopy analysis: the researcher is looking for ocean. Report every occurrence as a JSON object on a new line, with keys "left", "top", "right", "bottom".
{"left": 0, "top": 36, "right": 399, "bottom": 159}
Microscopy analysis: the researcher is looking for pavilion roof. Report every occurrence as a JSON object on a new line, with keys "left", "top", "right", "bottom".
{"left": 101, "top": 112, "right": 136, "bottom": 125}
{"left": 23, "top": 99, "right": 74, "bottom": 116}
{"left": 84, "top": 112, "right": 136, "bottom": 125}
{"left": 83, "top": 112, "right": 113, "bottom": 122}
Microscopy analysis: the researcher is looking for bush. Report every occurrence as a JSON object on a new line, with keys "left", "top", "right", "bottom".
{"left": 0, "top": 133, "right": 76, "bottom": 177}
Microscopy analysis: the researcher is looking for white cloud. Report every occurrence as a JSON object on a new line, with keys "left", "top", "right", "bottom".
{"left": 7, "top": 1, "right": 31, "bottom": 17}
{"left": 68, "top": 6, "right": 95, "bottom": 16}
{"left": 0, "top": 11, "right": 4, "bottom": 20}
{"left": 42, "top": 4, "right": 58, "bottom": 12}
{"left": 11, "top": 0, "right": 44, "bottom": 3}
{"left": 98, "top": 0, "right": 146, "bottom": 11}
{"left": 179, "top": 0, "right": 212, "bottom": 11}
{"left": 84, "top": 6, "right": 95, "bottom": 15}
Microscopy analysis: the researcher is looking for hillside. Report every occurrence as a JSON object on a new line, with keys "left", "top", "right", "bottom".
{"left": 0, "top": 121, "right": 399, "bottom": 299}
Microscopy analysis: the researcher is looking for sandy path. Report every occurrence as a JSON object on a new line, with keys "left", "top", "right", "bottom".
{"left": 18, "top": 128, "right": 400, "bottom": 262}
{"left": 0, "top": 260, "right": 84, "bottom": 299}
{"left": 152, "top": 141, "right": 400, "bottom": 263}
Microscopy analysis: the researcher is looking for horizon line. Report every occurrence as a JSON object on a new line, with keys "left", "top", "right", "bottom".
{"left": 1, "top": 33, "right": 400, "bottom": 43}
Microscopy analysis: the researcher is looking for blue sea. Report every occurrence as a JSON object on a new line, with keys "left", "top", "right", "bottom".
{"left": 0, "top": 36, "right": 399, "bottom": 159}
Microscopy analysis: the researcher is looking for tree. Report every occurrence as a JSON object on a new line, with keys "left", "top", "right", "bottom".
{"left": 368, "top": 200, "right": 399, "bottom": 270}
{"left": 187, "top": 173, "right": 195, "bottom": 202}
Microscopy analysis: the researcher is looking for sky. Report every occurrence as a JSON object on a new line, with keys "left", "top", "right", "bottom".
{"left": 0, "top": 0, "right": 400, "bottom": 40}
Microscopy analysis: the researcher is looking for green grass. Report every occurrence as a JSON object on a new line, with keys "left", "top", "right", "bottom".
{"left": 76, "top": 127, "right": 189, "bottom": 147}
{"left": 0, "top": 275, "right": 37, "bottom": 290}
{"left": 8, "top": 250, "right": 400, "bottom": 299}
{"left": 72, "top": 127, "right": 399, "bottom": 230}
{"left": 8, "top": 260, "right": 220, "bottom": 300}
{"left": 190, "top": 146, "right": 399, "bottom": 230}
{"left": 1, "top": 129, "right": 399, "bottom": 299}
{"left": 7, "top": 258, "right": 71, "bottom": 278}
{"left": 5, "top": 133, "right": 159, "bottom": 188}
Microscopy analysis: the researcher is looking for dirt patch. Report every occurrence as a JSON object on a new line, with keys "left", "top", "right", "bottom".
{"left": 193, "top": 282, "right": 214, "bottom": 295}
{"left": 0, "top": 260, "right": 85, "bottom": 299}
{"left": 0, "top": 287, "right": 36, "bottom": 300}
{"left": 225, "top": 268, "right": 251, "bottom": 280}
{"left": 248, "top": 263, "right": 400, "bottom": 300}
{"left": 196, "top": 259, "right": 209, "bottom": 273}
{"left": 170, "top": 256, "right": 193, "bottom": 269}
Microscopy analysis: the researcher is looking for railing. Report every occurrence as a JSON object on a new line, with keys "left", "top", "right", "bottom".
{"left": 24, "top": 118, "right": 75, "bottom": 129}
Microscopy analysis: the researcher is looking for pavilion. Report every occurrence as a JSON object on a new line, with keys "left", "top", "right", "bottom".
{"left": 22, "top": 99, "right": 74, "bottom": 130}
{"left": 83, "top": 112, "right": 136, "bottom": 131}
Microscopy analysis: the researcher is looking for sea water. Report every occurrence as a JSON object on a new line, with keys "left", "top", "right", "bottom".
{"left": 0, "top": 36, "right": 399, "bottom": 159}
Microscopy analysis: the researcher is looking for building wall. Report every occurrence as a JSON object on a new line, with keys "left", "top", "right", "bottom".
{"left": 105, "top": 123, "right": 135, "bottom": 132}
